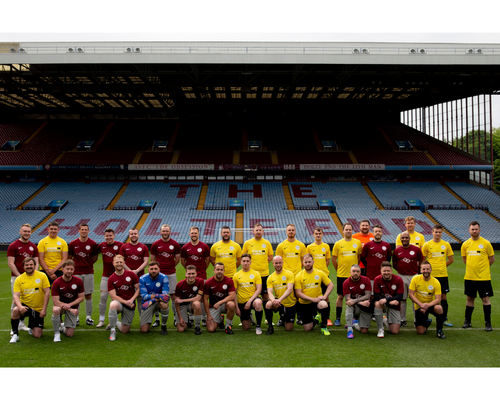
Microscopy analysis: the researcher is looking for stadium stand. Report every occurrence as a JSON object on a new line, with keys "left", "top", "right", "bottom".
{"left": 137, "top": 151, "right": 174, "bottom": 164}
{"left": 0, "top": 121, "right": 42, "bottom": 149}
{"left": 0, "top": 182, "right": 45, "bottom": 209}
{"left": 0, "top": 210, "right": 52, "bottom": 243}
{"left": 204, "top": 182, "right": 287, "bottom": 210}
{"left": 445, "top": 181, "right": 500, "bottom": 217}
{"left": 239, "top": 151, "right": 273, "bottom": 165}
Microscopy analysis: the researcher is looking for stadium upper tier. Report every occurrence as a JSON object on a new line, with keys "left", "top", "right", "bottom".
{"left": 0, "top": 210, "right": 52, "bottom": 243}
{"left": 0, "top": 182, "right": 44, "bottom": 209}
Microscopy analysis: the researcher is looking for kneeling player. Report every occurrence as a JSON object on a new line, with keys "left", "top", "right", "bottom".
{"left": 294, "top": 254, "right": 333, "bottom": 336}
{"left": 373, "top": 261, "right": 404, "bottom": 337}
{"left": 107, "top": 255, "right": 140, "bottom": 341}
{"left": 175, "top": 265, "right": 204, "bottom": 335}
{"left": 139, "top": 261, "right": 170, "bottom": 335}
{"left": 265, "top": 255, "right": 297, "bottom": 334}
{"left": 51, "top": 260, "right": 85, "bottom": 342}
{"left": 204, "top": 262, "right": 237, "bottom": 334}
{"left": 409, "top": 261, "right": 446, "bottom": 339}
{"left": 344, "top": 264, "right": 373, "bottom": 339}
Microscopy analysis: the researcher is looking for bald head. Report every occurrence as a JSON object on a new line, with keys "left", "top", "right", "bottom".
{"left": 273, "top": 255, "right": 284, "bottom": 273}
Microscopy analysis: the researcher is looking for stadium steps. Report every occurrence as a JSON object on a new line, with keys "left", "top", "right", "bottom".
{"left": 348, "top": 152, "right": 358, "bottom": 164}
{"left": 271, "top": 152, "right": 279, "bottom": 164}
{"left": 330, "top": 213, "right": 344, "bottom": 232}
{"left": 235, "top": 213, "right": 244, "bottom": 244}
{"left": 377, "top": 125, "right": 398, "bottom": 150}
{"left": 17, "top": 182, "right": 50, "bottom": 210}
{"left": 126, "top": 212, "right": 148, "bottom": 243}
{"left": 283, "top": 184, "right": 295, "bottom": 210}
{"left": 425, "top": 152, "right": 439, "bottom": 165}
{"left": 94, "top": 121, "right": 114, "bottom": 150}
{"left": 442, "top": 183, "right": 473, "bottom": 209}
{"left": 362, "top": 184, "right": 384, "bottom": 210}
{"left": 171, "top": 151, "right": 180, "bottom": 164}
{"left": 197, "top": 184, "right": 208, "bottom": 210}
{"left": 131, "top": 151, "right": 143, "bottom": 164}
{"left": 423, "top": 212, "right": 462, "bottom": 242}
{"left": 233, "top": 151, "right": 240, "bottom": 164}
{"left": 311, "top": 127, "right": 322, "bottom": 151}
{"left": 484, "top": 210, "right": 500, "bottom": 224}
{"left": 32, "top": 212, "right": 56, "bottom": 234}
{"left": 23, "top": 121, "right": 47, "bottom": 145}
{"left": 107, "top": 183, "right": 128, "bottom": 210}
{"left": 167, "top": 121, "right": 180, "bottom": 151}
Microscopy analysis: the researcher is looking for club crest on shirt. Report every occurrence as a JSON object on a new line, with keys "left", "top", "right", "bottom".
{"left": 315, "top": 275, "right": 319, "bottom": 280}
{"left": 72, "top": 284, "right": 77, "bottom": 289}
{"left": 57, "top": 242, "right": 61, "bottom": 246}
{"left": 138, "top": 247, "right": 142, "bottom": 252}
{"left": 36, "top": 279, "right": 41, "bottom": 284}
{"left": 282, "top": 276, "right": 286, "bottom": 281}
{"left": 193, "top": 286, "right": 198, "bottom": 291}
{"left": 382, "top": 246, "right": 387, "bottom": 250}
{"left": 353, "top": 244, "right": 357, "bottom": 248}
{"left": 222, "top": 284, "right": 228, "bottom": 290}
{"left": 295, "top": 245, "right": 300, "bottom": 250}
{"left": 230, "top": 246, "right": 234, "bottom": 251}
{"left": 29, "top": 246, "right": 34, "bottom": 251}
{"left": 156, "top": 282, "right": 161, "bottom": 287}
{"left": 250, "top": 275, "right": 254, "bottom": 279}
{"left": 360, "top": 284, "right": 365, "bottom": 289}
{"left": 197, "top": 248, "right": 202, "bottom": 252}
{"left": 262, "top": 244, "right": 266, "bottom": 248}
{"left": 441, "top": 245, "right": 446, "bottom": 250}
{"left": 170, "top": 245, "right": 174, "bottom": 250}
{"left": 428, "top": 285, "right": 434, "bottom": 290}
{"left": 391, "top": 285, "right": 397, "bottom": 290}
{"left": 126, "top": 277, "right": 131, "bottom": 282}
{"left": 479, "top": 244, "right": 484, "bottom": 249}
{"left": 410, "top": 251, "right": 415, "bottom": 255}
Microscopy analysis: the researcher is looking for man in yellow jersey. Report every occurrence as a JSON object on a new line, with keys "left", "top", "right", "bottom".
{"left": 295, "top": 254, "right": 333, "bottom": 335}
{"left": 307, "top": 227, "right": 332, "bottom": 326}
{"left": 409, "top": 261, "right": 446, "bottom": 339}
{"left": 210, "top": 226, "right": 242, "bottom": 279}
{"left": 332, "top": 223, "right": 362, "bottom": 326}
{"left": 461, "top": 221, "right": 495, "bottom": 331}
{"left": 422, "top": 224, "right": 454, "bottom": 327}
{"left": 38, "top": 221, "right": 68, "bottom": 283}
{"left": 352, "top": 219, "right": 374, "bottom": 276}
{"left": 395, "top": 216, "right": 424, "bottom": 248}
{"left": 264, "top": 256, "right": 297, "bottom": 334}
{"left": 234, "top": 253, "right": 263, "bottom": 334}
{"left": 10, "top": 257, "right": 50, "bottom": 343}
{"left": 276, "top": 224, "right": 307, "bottom": 276}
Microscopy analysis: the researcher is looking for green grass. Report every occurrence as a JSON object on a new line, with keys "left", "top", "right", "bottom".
{"left": 1, "top": 250, "right": 499, "bottom": 367}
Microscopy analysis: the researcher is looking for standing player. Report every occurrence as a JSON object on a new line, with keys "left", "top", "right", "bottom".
{"left": 51, "top": 260, "right": 84, "bottom": 342}
{"left": 7, "top": 223, "right": 39, "bottom": 333}
{"left": 97, "top": 228, "right": 124, "bottom": 328}
{"left": 10, "top": 257, "right": 50, "bottom": 343}
{"left": 210, "top": 226, "right": 242, "bottom": 279}
{"left": 408, "top": 261, "right": 446, "bottom": 339}
{"left": 139, "top": 261, "right": 170, "bottom": 335}
{"left": 373, "top": 261, "right": 404, "bottom": 337}
{"left": 276, "top": 224, "right": 307, "bottom": 277}
{"left": 107, "top": 255, "right": 140, "bottom": 341}
{"left": 461, "top": 221, "right": 495, "bottom": 331}
{"left": 68, "top": 223, "right": 99, "bottom": 326}
{"left": 265, "top": 255, "right": 297, "bottom": 333}
{"left": 175, "top": 265, "right": 205, "bottom": 335}
{"left": 352, "top": 219, "right": 375, "bottom": 276}
{"left": 392, "top": 231, "right": 423, "bottom": 327}
{"left": 233, "top": 254, "right": 263, "bottom": 334}
{"left": 150, "top": 224, "right": 180, "bottom": 327}
{"left": 294, "top": 254, "right": 333, "bottom": 335}
{"left": 38, "top": 221, "right": 68, "bottom": 283}
{"left": 331, "top": 223, "right": 362, "bottom": 326}
{"left": 396, "top": 216, "right": 424, "bottom": 249}
{"left": 307, "top": 227, "right": 332, "bottom": 325}
{"left": 422, "top": 224, "right": 454, "bottom": 327}
{"left": 343, "top": 265, "right": 373, "bottom": 339}
{"left": 360, "top": 224, "right": 392, "bottom": 286}
{"left": 204, "top": 262, "right": 237, "bottom": 334}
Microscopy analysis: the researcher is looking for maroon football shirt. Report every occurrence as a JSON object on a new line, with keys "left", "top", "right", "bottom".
{"left": 180, "top": 241, "right": 210, "bottom": 279}
{"left": 343, "top": 276, "right": 372, "bottom": 313}
{"left": 361, "top": 240, "right": 392, "bottom": 280}
{"left": 98, "top": 241, "right": 124, "bottom": 278}
{"left": 175, "top": 277, "right": 205, "bottom": 300}
{"left": 393, "top": 245, "right": 422, "bottom": 276}
{"left": 151, "top": 238, "right": 181, "bottom": 275}
{"left": 203, "top": 276, "right": 235, "bottom": 308}
{"left": 119, "top": 242, "right": 149, "bottom": 277}
{"left": 51, "top": 276, "right": 84, "bottom": 307}
{"left": 68, "top": 238, "right": 99, "bottom": 275}
{"left": 108, "top": 270, "right": 139, "bottom": 301}
{"left": 373, "top": 274, "right": 404, "bottom": 311}
{"left": 7, "top": 239, "right": 39, "bottom": 276}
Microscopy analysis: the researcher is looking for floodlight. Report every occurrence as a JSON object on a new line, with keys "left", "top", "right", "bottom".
{"left": 19, "top": 48, "right": 26, "bottom": 53}
{"left": 477, "top": 49, "right": 483, "bottom": 54}
{"left": 66, "top": 47, "right": 75, "bottom": 53}
{"left": 410, "top": 49, "right": 417, "bottom": 54}
{"left": 76, "top": 47, "right": 85, "bottom": 53}
{"left": 419, "top": 49, "right": 426, "bottom": 54}
{"left": 124, "top": 47, "right": 132, "bottom": 53}
{"left": 10, "top": 48, "right": 16, "bottom": 53}
{"left": 134, "top": 47, "right": 142, "bottom": 53}
{"left": 352, "top": 48, "right": 360, "bottom": 54}
{"left": 362, "top": 48, "right": 369, "bottom": 54}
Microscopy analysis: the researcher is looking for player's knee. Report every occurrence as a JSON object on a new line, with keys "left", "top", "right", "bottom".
{"left": 109, "top": 301, "right": 120, "bottom": 310}
{"left": 140, "top": 325, "right": 150, "bottom": 333}
{"left": 285, "top": 325, "right": 293, "bottom": 331}
{"left": 254, "top": 300, "right": 262, "bottom": 311}
{"left": 11, "top": 307, "right": 20, "bottom": 318}
{"left": 192, "top": 301, "right": 201, "bottom": 312}
{"left": 374, "top": 301, "right": 382, "bottom": 309}
{"left": 52, "top": 307, "right": 61, "bottom": 316}
{"left": 65, "top": 330, "right": 74, "bottom": 338}
{"left": 318, "top": 300, "right": 328, "bottom": 309}
{"left": 159, "top": 301, "right": 169, "bottom": 310}
{"left": 360, "top": 328, "right": 368, "bottom": 334}
{"left": 176, "top": 325, "right": 185, "bottom": 333}
{"left": 435, "top": 305, "right": 443, "bottom": 314}
{"left": 33, "top": 330, "right": 42, "bottom": 339}
{"left": 227, "top": 302, "right": 235, "bottom": 311}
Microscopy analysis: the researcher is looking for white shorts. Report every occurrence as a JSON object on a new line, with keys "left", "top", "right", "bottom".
{"left": 75, "top": 274, "right": 94, "bottom": 295}
{"left": 399, "top": 275, "right": 415, "bottom": 300}
{"left": 167, "top": 273, "right": 177, "bottom": 295}
{"left": 209, "top": 303, "right": 228, "bottom": 324}
{"left": 100, "top": 276, "right": 109, "bottom": 292}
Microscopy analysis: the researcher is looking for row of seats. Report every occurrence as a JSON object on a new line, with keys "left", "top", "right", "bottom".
{"left": 0, "top": 210, "right": 51, "bottom": 243}
{"left": 0, "top": 182, "right": 44, "bottom": 209}
{"left": 429, "top": 210, "right": 500, "bottom": 242}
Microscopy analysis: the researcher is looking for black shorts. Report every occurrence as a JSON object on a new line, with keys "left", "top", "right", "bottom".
{"left": 436, "top": 277, "right": 450, "bottom": 294}
{"left": 238, "top": 299, "right": 259, "bottom": 321}
{"left": 299, "top": 302, "right": 320, "bottom": 325}
{"left": 21, "top": 304, "right": 44, "bottom": 329}
{"left": 321, "top": 277, "right": 330, "bottom": 297}
{"left": 464, "top": 280, "right": 494, "bottom": 299}
{"left": 415, "top": 306, "right": 441, "bottom": 327}
{"left": 275, "top": 304, "right": 297, "bottom": 324}
{"left": 41, "top": 269, "right": 63, "bottom": 285}
{"left": 261, "top": 276, "right": 268, "bottom": 298}
{"left": 337, "top": 277, "right": 347, "bottom": 295}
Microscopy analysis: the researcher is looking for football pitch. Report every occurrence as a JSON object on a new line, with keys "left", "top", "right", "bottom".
{"left": 1, "top": 250, "right": 499, "bottom": 368}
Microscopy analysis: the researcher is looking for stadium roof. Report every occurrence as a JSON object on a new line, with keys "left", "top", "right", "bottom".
{"left": 1, "top": 41, "right": 500, "bottom": 115}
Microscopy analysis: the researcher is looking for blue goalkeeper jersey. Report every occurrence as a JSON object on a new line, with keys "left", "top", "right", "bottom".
{"left": 139, "top": 272, "right": 169, "bottom": 303}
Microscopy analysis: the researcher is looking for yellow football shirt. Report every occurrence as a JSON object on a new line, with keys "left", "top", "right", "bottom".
{"left": 13, "top": 271, "right": 50, "bottom": 312}
{"left": 210, "top": 240, "right": 242, "bottom": 278}
{"left": 275, "top": 239, "right": 307, "bottom": 276}
{"left": 396, "top": 231, "right": 424, "bottom": 249}
{"left": 267, "top": 269, "right": 297, "bottom": 308}
{"left": 422, "top": 239, "right": 453, "bottom": 278}
{"left": 306, "top": 242, "right": 331, "bottom": 276}
{"left": 332, "top": 238, "right": 362, "bottom": 278}
{"left": 242, "top": 237, "right": 273, "bottom": 277}
{"left": 294, "top": 269, "right": 331, "bottom": 304}
{"left": 409, "top": 274, "right": 441, "bottom": 309}
{"left": 233, "top": 268, "right": 262, "bottom": 303}
{"left": 37, "top": 236, "right": 68, "bottom": 270}
{"left": 461, "top": 237, "right": 494, "bottom": 281}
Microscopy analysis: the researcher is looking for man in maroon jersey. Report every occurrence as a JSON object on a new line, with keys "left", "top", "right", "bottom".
{"left": 107, "top": 255, "right": 140, "bottom": 341}
{"left": 343, "top": 265, "right": 373, "bottom": 339}
{"left": 181, "top": 226, "right": 210, "bottom": 325}
{"left": 150, "top": 224, "right": 180, "bottom": 327}
{"left": 7, "top": 223, "right": 39, "bottom": 334}
{"left": 51, "top": 260, "right": 85, "bottom": 342}
{"left": 360, "top": 224, "right": 392, "bottom": 287}
{"left": 68, "top": 223, "right": 99, "bottom": 326}
{"left": 204, "top": 262, "right": 237, "bottom": 334}
{"left": 97, "top": 228, "right": 124, "bottom": 328}
{"left": 175, "top": 265, "right": 205, "bottom": 335}
{"left": 373, "top": 261, "right": 404, "bottom": 337}
{"left": 392, "top": 231, "right": 423, "bottom": 327}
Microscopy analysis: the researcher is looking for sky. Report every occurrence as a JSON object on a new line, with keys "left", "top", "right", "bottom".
{"left": 1, "top": 1, "right": 499, "bottom": 127}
